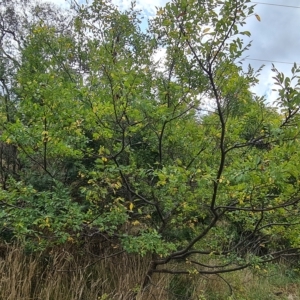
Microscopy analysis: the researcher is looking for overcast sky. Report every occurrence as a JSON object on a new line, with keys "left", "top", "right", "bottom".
{"left": 46, "top": 0, "right": 300, "bottom": 104}
{"left": 242, "top": 1, "right": 300, "bottom": 103}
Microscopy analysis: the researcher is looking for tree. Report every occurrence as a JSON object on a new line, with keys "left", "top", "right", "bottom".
{"left": 1, "top": 0, "right": 300, "bottom": 295}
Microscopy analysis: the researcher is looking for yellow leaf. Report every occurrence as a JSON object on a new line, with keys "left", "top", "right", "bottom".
{"left": 157, "top": 180, "right": 166, "bottom": 186}
{"left": 157, "top": 8, "right": 164, "bottom": 15}
{"left": 129, "top": 202, "right": 134, "bottom": 211}
{"left": 255, "top": 14, "right": 261, "bottom": 21}
{"left": 203, "top": 28, "right": 210, "bottom": 33}
{"left": 67, "top": 236, "right": 74, "bottom": 242}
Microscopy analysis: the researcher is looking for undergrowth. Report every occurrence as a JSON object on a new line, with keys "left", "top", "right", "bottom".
{"left": 0, "top": 243, "right": 299, "bottom": 300}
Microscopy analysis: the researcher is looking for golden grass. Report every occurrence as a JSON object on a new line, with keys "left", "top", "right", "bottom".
{"left": 0, "top": 243, "right": 299, "bottom": 300}
{"left": 0, "top": 243, "right": 140, "bottom": 300}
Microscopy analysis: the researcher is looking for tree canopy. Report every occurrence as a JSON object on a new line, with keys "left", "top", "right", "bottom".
{"left": 1, "top": 0, "right": 300, "bottom": 292}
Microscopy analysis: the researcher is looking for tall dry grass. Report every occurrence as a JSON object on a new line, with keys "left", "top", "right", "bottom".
{"left": 1, "top": 242, "right": 300, "bottom": 300}
{"left": 0, "top": 241, "right": 211, "bottom": 300}
{"left": 0, "top": 242, "right": 149, "bottom": 300}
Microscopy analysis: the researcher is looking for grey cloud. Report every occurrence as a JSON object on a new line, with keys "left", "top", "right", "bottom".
{"left": 241, "top": 1, "right": 300, "bottom": 101}
{"left": 245, "top": 1, "right": 300, "bottom": 64}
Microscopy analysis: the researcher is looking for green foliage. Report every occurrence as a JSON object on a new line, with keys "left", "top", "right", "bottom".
{"left": 0, "top": 179, "right": 85, "bottom": 249}
{"left": 1, "top": 0, "right": 300, "bottom": 291}
{"left": 121, "top": 230, "right": 176, "bottom": 257}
